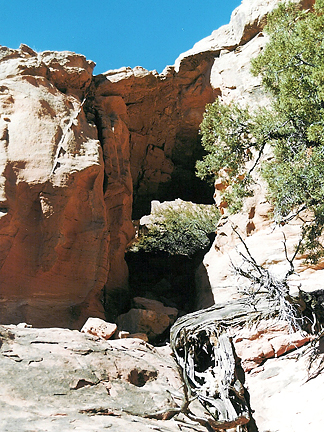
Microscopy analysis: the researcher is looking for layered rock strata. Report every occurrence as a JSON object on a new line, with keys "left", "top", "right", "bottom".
{"left": 93, "top": 63, "right": 216, "bottom": 218}
{"left": 0, "top": 46, "right": 134, "bottom": 327}
{"left": 0, "top": 324, "right": 204, "bottom": 432}
{"left": 0, "top": 46, "right": 109, "bottom": 327}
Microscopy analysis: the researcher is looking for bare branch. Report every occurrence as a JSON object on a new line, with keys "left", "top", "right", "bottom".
{"left": 231, "top": 227, "right": 304, "bottom": 332}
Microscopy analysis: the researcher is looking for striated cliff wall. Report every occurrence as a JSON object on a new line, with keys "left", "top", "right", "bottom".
{"left": 93, "top": 61, "right": 217, "bottom": 219}
{"left": 0, "top": 46, "right": 110, "bottom": 327}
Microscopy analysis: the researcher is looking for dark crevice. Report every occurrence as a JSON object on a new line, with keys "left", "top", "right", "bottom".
{"left": 126, "top": 235, "right": 215, "bottom": 326}
{"left": 71, "top": 379, "right": 98, "bottom": 390}
{"left": 93, "top": 108, "right": 109, "bottom": 195}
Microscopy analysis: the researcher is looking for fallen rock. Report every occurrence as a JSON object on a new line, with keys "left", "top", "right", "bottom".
{"left": 116, "top": 308, "right": 171, "bottom": 341}
{"left": 126, "top": 332, "right": 149, "bottom": 342}
{"left": 133, "top": 297, "right": 178, "bottom": 324}
{"left": 81, "top": 317, "right": 117, "bottom": 340}
{"left": 232, "top": 319, "right": 312, "bottom": 371}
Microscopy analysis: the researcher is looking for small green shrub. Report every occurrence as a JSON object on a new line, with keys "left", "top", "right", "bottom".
{"left": 131, "top": 201, "right": 220, "bottom": 257}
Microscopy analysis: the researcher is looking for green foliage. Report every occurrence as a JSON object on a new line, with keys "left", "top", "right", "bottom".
{"left": 196, "top": 0, "right": 324, "bottom": 262}
{"left": 131, "top": 201, "right": 220, "bottom": 257}
{"left": 196, "top": 99, "right": 278, "bottom": 213}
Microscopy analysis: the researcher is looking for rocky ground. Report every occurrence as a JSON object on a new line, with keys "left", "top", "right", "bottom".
{"left": 0, "top": 323, "right": 207, "bottom": 432}
{"left": 1, "top": 308, "right": 324, "bottom": 432}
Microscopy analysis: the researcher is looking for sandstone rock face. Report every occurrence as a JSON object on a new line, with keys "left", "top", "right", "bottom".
{"left": 0, "top": 45, "right": 110, "bottom": 328}
{"left": 232, "top": 319, "right": 312, "bottom": 371}
{"left": 175, "top": 0, "right": 315, "bottom": 70}
{"left": 0, "top": 0, "right": 317, "bottom": 330}
{"left": 246, "top": 344, "right": 324, "bottom": 432}
{"left": 0, "top": 45, "right": 135, "bottom": 328}
{"left": 90, "top": 86, "right": 134, "bottom": 311}
{"left": 94, "top": 63, "right": 216, "bottom": 218}
{"left": 181, "top": 0, "right": 317, "bottom": 310}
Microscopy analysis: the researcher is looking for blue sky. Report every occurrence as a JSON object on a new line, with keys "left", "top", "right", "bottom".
{"left": 1, "top": 0, "right": 241, "bottom": 74}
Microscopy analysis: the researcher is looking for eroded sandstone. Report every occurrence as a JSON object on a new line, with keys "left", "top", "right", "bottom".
{"left": 0, "top": 45, "right": 109, "bottom": 328}
{"left": 0, "top": 324, "right": 208, "bottom": 432}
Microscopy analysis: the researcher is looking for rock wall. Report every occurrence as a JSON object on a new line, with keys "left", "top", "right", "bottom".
{"left": 93, "top": 62, "right": 217, "bottom": 218}
{"left": 179, "top": 0, "right": 317, "bottom": 309}
{"left": 0, "top": 40, "right": 217, "bottom": 327}
{"left": 0, "top": 0, "right": 316, "bottom": 328}
{"left": 0, "top": 46, "right": 135, "bottom": 327}
{"left": 0, "top": 46, "right": 106, "bottom": 327}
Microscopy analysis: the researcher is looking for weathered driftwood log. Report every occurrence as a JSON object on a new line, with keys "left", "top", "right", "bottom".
{"left": 170, "top": 295, "right": 281, "bottom": 430}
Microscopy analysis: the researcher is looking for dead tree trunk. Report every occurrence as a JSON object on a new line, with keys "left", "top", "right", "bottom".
{"left": 170, "top": 228, "right": 323, "bottom": 430}
{"left": 170, "top": 295, "right": 281, "bottom": 430}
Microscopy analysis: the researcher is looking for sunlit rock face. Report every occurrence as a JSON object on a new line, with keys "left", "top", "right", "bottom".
{"left": 0, "top": 46, "right": 105, "bottom": 327}
{"left": 182, "top": 0, "right": 317, "bottom": 309}
{"left": 93, "top": 62, "right": 217, "bottom": 218}
{"left": 0, "top": 45, "right": 130, "bottom": 328}
{"left": 0, "top": 324, "right": 189, "bottom": 431}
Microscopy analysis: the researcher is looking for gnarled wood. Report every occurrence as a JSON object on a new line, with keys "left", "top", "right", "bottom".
{"left": 170, "top": 295, "right": 280, "bottom": 430}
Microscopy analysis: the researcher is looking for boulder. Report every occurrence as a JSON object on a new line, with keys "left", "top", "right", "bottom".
{"left": 81, "top": 317, "right": 117, "bottom": 340}
{"left": 133, "top": 297, "right": 178, "bottom": 324}
{"left": 232, "top": 319, "right": 313, "bottom": 371}
{"left": 116, "top": 308, "right": 171, "bottom": 341}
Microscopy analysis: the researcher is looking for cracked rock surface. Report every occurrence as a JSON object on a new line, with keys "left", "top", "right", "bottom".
{"left": 0, "top": 324, "right": 209, "bottom": 432}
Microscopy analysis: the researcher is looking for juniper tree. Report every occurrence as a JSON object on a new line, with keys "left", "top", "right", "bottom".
{"left": 196, "top": 0, "right": 324, "bottom": 262}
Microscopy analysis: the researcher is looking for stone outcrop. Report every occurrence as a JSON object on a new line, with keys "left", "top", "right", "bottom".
{"left": 0, "top": 324, "right": 208, "bottom": 432}
{"left": 245, "top": 339, "right": 324, "bottom": 432}
{"left": 93, "top": 63, "right": 216, "bottom": 218}
{"left": 0, "top": 0, "right": 324, "bottom": 431}
{"left": 0, "top": 46, "right": 109, "bottom": 328}
{"left": 0, "top": 45, "right": 134, "bottom": 328}
{"left": 116, "top": 297, "right": 178, "bottom": 342}
{"left": 186, "top": 0, "right": 317, "bottom": 311}
{"left": 232, "top": 319, "right": 312, "bottom": 371}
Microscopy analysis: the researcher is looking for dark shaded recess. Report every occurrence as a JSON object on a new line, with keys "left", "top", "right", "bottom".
{"left": 163, "top": 167, "right": 214, "bottom": 203}
{"left": 132, "top": 170, "right": 214, "bottom": 220}
{"left": 125, "top": 234, "right": 215, "bottom": 321}
{"left": 93, "top": 109, "right": 109, "bottom": 194}
{"left": 132, "top": 133, "right": 215, "bottom": 220}
{"left": 126, "top": 251, "right": 196, "bottom": 313}
{"left": 104, "top": 286, "right": 131, "bottom": 323}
